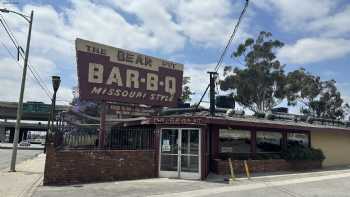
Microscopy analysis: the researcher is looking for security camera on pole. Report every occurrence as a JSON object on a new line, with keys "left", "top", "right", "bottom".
{"left": 0, "top": 8, "right": 34, "bottom": 172}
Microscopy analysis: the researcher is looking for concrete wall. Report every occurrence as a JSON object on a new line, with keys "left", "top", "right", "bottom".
{"left": 311, "top": 130, "right": 350, "bottom": 167}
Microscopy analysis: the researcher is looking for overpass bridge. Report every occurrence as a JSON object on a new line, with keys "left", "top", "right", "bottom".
{"left": 0, "top": 101, "right": 69, "bottom": 142}
{"left": 0, "top": 121, "right": 48, "bottom": 143}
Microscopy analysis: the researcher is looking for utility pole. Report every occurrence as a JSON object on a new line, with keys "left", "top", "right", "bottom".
{"left": 4, "top": 9, "right": 34, "bottom": 172}
{"left": 208, "top": 71, "right": 218, "bottom": 116}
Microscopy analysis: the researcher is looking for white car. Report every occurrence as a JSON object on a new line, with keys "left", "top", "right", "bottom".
{"left": 19, "top": 140, "right": 31, "bottom": 147}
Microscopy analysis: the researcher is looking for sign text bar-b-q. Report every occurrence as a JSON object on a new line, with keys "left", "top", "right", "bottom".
{"left": 75, "top": 38, "right": 183, "bottom": 107}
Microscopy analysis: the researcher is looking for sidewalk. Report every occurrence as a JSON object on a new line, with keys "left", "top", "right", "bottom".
{"left": 0, "top": 153, "right": 45, "bottom": 197}
{"left": 33, "top": 167, "right": 350, "bottom": 197}
{"left": 0, "top": 143, "right": 44, "bottom": 150}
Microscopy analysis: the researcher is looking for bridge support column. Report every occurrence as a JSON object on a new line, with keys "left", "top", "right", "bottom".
{"left": 0, "top": 126, "right": 5, "bottom": 142}
{"left": 9, "top": 128, "right": 15, "bottom": 143}
{"left": 23, "top": 130, "right": 28, "bottom": 141}
{"left": 19, "top": 129, "right": 28, "bottom": 142}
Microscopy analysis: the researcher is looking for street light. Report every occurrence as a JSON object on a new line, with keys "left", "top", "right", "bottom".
{"left": 50, "top": 76, "right": 61, "bottom": 130}
{"left": 1, "top": 7, "right": 34, "bottom": 172}
{"left": 47, "top": 76, "right": 61, "bottom": 143}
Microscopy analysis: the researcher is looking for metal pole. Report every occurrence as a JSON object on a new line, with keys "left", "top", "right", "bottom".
{"left": 44, "top": 101, "right": 52, "bottom": 153}
{"left": 98, "top": 102, "right": 106, "bottom": 149}
{"left": 208, "top": 71, "right": 217, "bottom": 116}
{"left": 10, "top": 10, "right": 33, "bottom": 172}
{"left": 51, "top": 92, "right": 57, "bottom": 133}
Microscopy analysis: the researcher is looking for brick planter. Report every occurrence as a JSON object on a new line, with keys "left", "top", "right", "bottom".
{"left": 212, "top": 159, "right": 291, "bottom": 175}
{"left": 44, "top": 145, "right": 157, "bottom": 185}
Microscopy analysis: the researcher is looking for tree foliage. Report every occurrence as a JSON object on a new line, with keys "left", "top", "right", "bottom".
{"left": 181, "top": 76, "right": 194, "bottom": 102}
{"left": 220, "top": 31, "right": 349, "bottom": 120}
{"left": 220, "top": 31, "right": 286, "bottom": 113}
{"left": 286, "top": 69, "right": 349, "bottom": 119}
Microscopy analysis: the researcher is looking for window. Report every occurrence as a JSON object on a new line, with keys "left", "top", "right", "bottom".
{"left": 256, "top": 131, "right": 282, "bottom": 153}
{"left": 109, "top": 127, "right": 154, "bottom": 150}
{"left": 288, "top": 132, "right": 309, "bottom": 147}
{"left": 219, "top": 129, "right": 251, "bottom": 153}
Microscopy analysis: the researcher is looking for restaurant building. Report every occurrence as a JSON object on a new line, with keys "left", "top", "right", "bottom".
{"left": 43, "top": 38, "right": 350, "bottom": 185}
{"left": 44, "top": 108, "right": 350, "bottom": 185}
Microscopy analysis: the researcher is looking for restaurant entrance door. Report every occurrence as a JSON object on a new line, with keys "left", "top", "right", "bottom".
{"left": 159, "top": 128, "right": 201, "bottom": 179}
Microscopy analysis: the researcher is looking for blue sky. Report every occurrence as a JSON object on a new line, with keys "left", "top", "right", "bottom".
{"left": 0, "top": 0, "right": 349, "bottom": 113}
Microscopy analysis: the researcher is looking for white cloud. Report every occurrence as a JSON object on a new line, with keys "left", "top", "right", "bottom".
{"left": 252, "top": 0, "right": 336, "bottom": 32}
{"left": 110, "top": 0, "right": 251, "bottom": 47}
{"left": 252, "top": 0, "right": 350, "bottom": 38}
{"left": 175, "top": 0, "right": 238, "bottom": 46}
{"left": 307, "top": 5, "right": 350, "bottom": 37}
{"left": 0, "top": 0, "right": 252, "bottom": 105}
{"left": 184, "top": 63, "right": 213, "bottom": 95}
{"left": 277, "top": 38, "right": 350, "bottom": 64}
{"left": 109, "top": 0, "right": 185, "bottom": 52}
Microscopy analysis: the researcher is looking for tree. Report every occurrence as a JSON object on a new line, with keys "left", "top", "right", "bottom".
{"left": 285, "top": 68, "right": 322, "bottom": 106}
{"left": 286, "top": 69, "right": 350, "bottom": 120}
{"left": 220, "top": 31, "right": 286, "bottom": 113}
{"left": 181, "top": 76, "right": 194, "bottom": 102}
{"left": 71, "top": 87, "right": 100, "bottom": 117}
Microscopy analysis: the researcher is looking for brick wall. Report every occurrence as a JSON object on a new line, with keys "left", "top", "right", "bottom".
{"left": 44, "top": 144, "right": 156, "bottom": 185}
{"left": 212, "top": 159, "right": 291, "bottom": 175}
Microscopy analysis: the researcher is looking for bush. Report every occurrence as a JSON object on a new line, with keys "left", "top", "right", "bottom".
{"left": 254, "top": 112, "right": 266, "bottom": 118}
{"left": 281, "top": 144, "right": 325, "bottom": 161}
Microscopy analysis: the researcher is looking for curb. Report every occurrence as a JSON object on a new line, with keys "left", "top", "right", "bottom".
{"left": 0, "top": 146, "right": 44, "bottom": 150}
{"left": 26, "top": 175, "right": 43, "bottom": 197}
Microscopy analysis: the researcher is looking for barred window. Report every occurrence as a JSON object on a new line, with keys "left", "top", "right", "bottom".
{"left": 219, "top": 129, "right": 251, "bottom": 153}
{"left": 256, "top": 131, "right": 282, "bottom": 153}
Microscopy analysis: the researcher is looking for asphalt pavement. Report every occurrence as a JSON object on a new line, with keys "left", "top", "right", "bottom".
{"left": 0, "top": 148, "right": 42, "bottom": 170}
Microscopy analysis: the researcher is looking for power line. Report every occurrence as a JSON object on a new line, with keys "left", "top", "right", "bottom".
{"left": 18, "top": 49, "right": 53, "bottom": 96}
{"left": 0, "top": 15, "right": 53, "bottom": 97}
{"left": 196, "top": 0, "right": 250, "bottom": 108}
{"left": 214, "top": 0, "right": 249, "bottom": 72}
{"left": 0, "top": 14, "right": 20, "bottom": 49}
{"left": 0, "top": 14, "right": 52, "bottom": 95}
{"left": 0, "top": 38, "right": 52, "bottom": 99}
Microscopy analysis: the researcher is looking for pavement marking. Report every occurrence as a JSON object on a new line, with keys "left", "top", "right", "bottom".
{"left": 147, "top": 172, "right": 350, "bottom": 197}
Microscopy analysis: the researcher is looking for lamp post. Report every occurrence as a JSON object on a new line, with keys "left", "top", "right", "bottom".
{"left": 1, "top": 8, "right": 34, "bottom": 172}
{"left": 48, "top": 76, "right": 61, "bottom": 137}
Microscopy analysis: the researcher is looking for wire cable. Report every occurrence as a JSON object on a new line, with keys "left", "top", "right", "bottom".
{"left": 213, "top": 0, "right": 249, "bottom": 72}
{"left": 196, "top": 0, "right": 249, "bottom": 109}
{"left": 0, "top": 15, "right": 53, "bottom": 97}
{"left": 0, "top": 38, "right": 52, "bottom": 99}
{"left": 0, "top": 15, "right": 20, "bottom": 49}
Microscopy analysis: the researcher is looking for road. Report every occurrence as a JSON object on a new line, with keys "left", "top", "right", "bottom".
{"left": 33, "top": 168, "right": 350, "bottom": 197}
{"left": 0, "top": 148, "right": 42, "bottom": 170}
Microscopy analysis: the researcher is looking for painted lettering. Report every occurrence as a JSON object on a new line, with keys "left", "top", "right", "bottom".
{"left": 106, "top": 67, "right": 123, "bottom": 86}
{"left": 88, "top": 63, "right": 103, "bottom": 83}
{"left": 147, "top": 73, "right": 158, "bottom": 91}
{"left": 165, "top": 76, "right": 176, "bottom": 94}
{"left": 126, "top": 70, "right": 139, "bottom": 88}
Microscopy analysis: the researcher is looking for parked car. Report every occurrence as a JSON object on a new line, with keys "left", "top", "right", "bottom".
{"left": 19, "top": 140, "right": 31, "bottom": 147}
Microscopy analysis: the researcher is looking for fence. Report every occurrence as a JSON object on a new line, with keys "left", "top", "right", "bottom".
{"left": 53, "top": 125, "right": 99, "bottom": 149}
{"left": 52, "top": 124, "right": 155, "bottom": 150}
{"left": 108, "top": 127, "right": 155, "bottom": 150}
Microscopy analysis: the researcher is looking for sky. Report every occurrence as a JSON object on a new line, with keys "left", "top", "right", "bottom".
{"left": 0, "top": 0, "right": 349, "bottom": 114}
